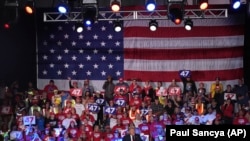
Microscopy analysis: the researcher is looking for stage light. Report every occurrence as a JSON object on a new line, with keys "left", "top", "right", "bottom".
{"left": 145, "top": 0, "right": 156, "bottom": 11}
{"left": 75, "top": 22, "right": 84, "bottom": 33}
{"left": 199, "top": 0, "right": 208, "bottom": 10}
{"left": 149, "top": 20, "right": 158, "bottom": 31}
{"left": 57, "top": 1, "right": 69, "bottom": 14}
{"left": 113, "top": 20, "right": 122, "bottom": 32}
{"left": 169, "top": 8, "right": 183, "bottom": 25}
{"left": 4, "top": 23, "right": 10, "bottom": 29}
{"left": 232, "top": 0, "right": 241, "bottom": 9}
{"left": 83, "top": 7, "right": 97, "bottom": 27}
{"left": 184, "top": 19, "right": 193, "bottom": 31}
{"left": 110, "top": 0, "right": 121, "bottom": 12}
{"left": 24, "top": 0, "right": 34, "bottom": 14}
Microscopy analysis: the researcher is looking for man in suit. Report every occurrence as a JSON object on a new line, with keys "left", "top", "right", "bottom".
{"left": 122, "top": 125, "right": 143, "bottom": 141}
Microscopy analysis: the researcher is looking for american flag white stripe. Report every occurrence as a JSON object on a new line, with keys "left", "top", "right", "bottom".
{"left": 124, "top": 36, "right": 244, "bottom": 49}
{"left": 124, "top": 57, "right": 243, "bottom": 71}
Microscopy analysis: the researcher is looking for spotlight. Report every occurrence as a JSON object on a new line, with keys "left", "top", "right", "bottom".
{"left": 24, "top": 0, "right": 34, "bottom": 14}
{"left": 75, "top": 22, "right": 84, "bottom": 33}
{"left": 57, "top": 1, "right": 69, "bottom": 14}
{"left": 4, "top": 23, "right": 10, "bottom": 29}
{"left": 113, "top": 20, "right": 122, "bottom": 32}
{"left": 184, "top": 19, "right": 193, "bottom": 31}
{"left": 169, "top": 8, "right": 183, "bottom": 25}
{"left": 199, "top": 0, "right": 208, "bottom": 10}
{"left": 149, "top": 20, "right": 158, "bottom": 31}
{"left": 83, "top": 7, "right": 97, "bottom": 27}
{"left": 232, "top": 0, "right": 241, "bottom": 9}
{"left": 110, "top": 0, "right": 121, "bottom": 12}
{"left": 145, "top": 0, "right": 156, "bottom": 11}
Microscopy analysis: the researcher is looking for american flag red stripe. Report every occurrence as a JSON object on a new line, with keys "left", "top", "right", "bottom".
{"left": 125, "top": 47, "right": 243, "bottom": 60}
{"left": 124, "top": 25, "right": 244, "bottom": 37}
{"left": 124, "top": 69, "right": 244, "bottom": 82}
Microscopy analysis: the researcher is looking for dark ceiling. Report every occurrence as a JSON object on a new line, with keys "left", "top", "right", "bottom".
{"left": 1, "top": 0, "right": 243, "bottom": 8}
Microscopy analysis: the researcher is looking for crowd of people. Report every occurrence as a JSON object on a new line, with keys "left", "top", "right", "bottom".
{"left": 0, "top": 75, "right": 249, "bottom": 141}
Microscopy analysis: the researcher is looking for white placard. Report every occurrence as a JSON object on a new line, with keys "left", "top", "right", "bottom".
{"left": 224, "top": 93, "right": 236, "bottom": 100}
{"left": 23, "top": 116, "right": 36, "bottom": 125}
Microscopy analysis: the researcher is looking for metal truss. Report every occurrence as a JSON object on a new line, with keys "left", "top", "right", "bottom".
{"left": 43, "top": 8, "right": 228, "bottom": 22}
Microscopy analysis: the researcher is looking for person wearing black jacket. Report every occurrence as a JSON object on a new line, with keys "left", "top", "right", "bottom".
{"left": 122, "top": 125, "right": 142, "bottom": 141}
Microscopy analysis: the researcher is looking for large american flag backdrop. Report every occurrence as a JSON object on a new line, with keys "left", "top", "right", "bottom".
{"left": 37, "top": 7, "right": 245, "bottom": 91}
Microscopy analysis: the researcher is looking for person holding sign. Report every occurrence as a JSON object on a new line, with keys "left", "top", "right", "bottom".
{"left": 68, "top": 77, "right": 83, "bottom": 98}
{"left": 181, "top": 75, "right": 197, "bottom": 102}
{"left": 221, "top": 98, "right": 234, "bottom": 124}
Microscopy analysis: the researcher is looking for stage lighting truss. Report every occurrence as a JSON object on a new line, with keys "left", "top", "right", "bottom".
{"left": 43, "top": 9, "right": 228, "bottom": 22}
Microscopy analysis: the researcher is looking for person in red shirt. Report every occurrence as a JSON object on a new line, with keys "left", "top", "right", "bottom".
{"left": 120, "top": 112, "right": 133, "bottom": 127}
{"left": 103, "top": 125, "right": 114, "bottom": 141}
{"left": 62, "top": 101, "right": 73, "bottom": 114}
{"left": 112, "top": 118, "right": 126, "bottom": 133}
{"left": 90, "top": 125, "right": 104, "bottom": 141}
{"left": 221, "top": 98, "right": 234, "bottom": 124}
{"left": 129, "top": 93, "right": 142, "bottom": 109}
{"left": 80, "top": 109, "right": 95, "bottom": 126}
{"left": 43, "top": 80, "right": 58, "bottom": 101}
{"left": 78, "top": 119, "right": 94, "bottom": 140}
{"left": 233, "top": 109, "right": 249, "bottom": 125}
{"left": 56, "top": 109, "right": 66, "bottom": 122}
{"left": 138, "top": 118, "right": 151, "bottom": 138}
{"left": 129, "top": 79, "right": 142, "bottom": 95}
{"left": 70, "top": 107, "right": 80, "bottom": 124}
{"left": 66, "top": 121, "right": 79, "bottom": 141}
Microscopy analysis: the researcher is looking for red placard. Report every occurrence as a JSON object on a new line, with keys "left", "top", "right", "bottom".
{"left": 156, "top": 87, "right": 168, "bottom": 96}
{"left": 70, "top": 88, "right": 83, "bottom": 97}
{"left": 168, "top": 87, "right": 181, "bottom": 95}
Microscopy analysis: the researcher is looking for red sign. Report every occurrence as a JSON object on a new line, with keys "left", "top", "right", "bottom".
{"left": 168, "top": 87, "right": 181, "bottom": 95}
{"left": 70, "top": 88, "right": 83, "bottom": 97}
{"left": 156, "top": 87, "right": 168, "bottom": 96}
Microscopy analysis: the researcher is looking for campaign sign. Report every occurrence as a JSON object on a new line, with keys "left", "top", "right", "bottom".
{"left": 70, "top": 88, "right": 82, "bottom": 97}
{"left": 168, "top": 87, "right": 181, "bottom": 95}
{"left": 54, "top": 128, "right": 63, "bottom": 137}
{"left": 23, "top": 116, "right": 36, "bottom": 125}
{"left": 141, "top": 108, "right": 149, "bottom": 116}
{"left": 179, "top": 70, "right": 191, "bottom": 78}
{"left": 156, "top": 87, "right": 168, "bottom": 96}
{"left": 115, "top": 99, "right": 126, "bottom": 107}
{"left": 10, "top": 131, "right": 23, "bottom": 140}
{"left": 96, "top": 98, "right": 105, "bottom": 105}
{"left": 104, "top": 106, "right": 116, "bottom": 115}
{"left": 224, "top": 93, "right": 236, "bottom": 100}
{"left": 88, "top": 104, "right": 100, "bottom": 113}
{"left": 114, "top": 86, "right": 127, "bottom": 94}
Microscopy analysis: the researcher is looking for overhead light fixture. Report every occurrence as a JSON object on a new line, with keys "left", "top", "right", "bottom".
{"left": 145, "top": 0, "right": 156, "bottom": 11}
{"left": 232, "top": 0, "right": 241, "bottom": 9}
{"left": 169, "top": 7, "right": 183, "bottom": 25}
{"left": 24, "top": 0, "right": 35, "bottom": 14}
{"left": 199, "top": 0, "right": 208, "bottom": 10}
{"left": 83, "top": 6, "right": 97, "bottom": 27}
{"left": 75, "top": 22, "right": 84, "bottom": 33}
{"left": 184, "top": 19, "right": 193, "bottom": 31}
{"left": 110, "top": 0, "right": 121, "bottom": 12}
{"left": 149, "top": 20, "right": 158, "bottom": 31}
{"left": 57, "top": 0, "right": 70, "bottom": 14}
{"left": 113, "top": 20, "right": 122, "bottom": 32}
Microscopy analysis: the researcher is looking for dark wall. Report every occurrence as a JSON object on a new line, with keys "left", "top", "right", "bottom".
{"left": 0, "top": 9, "right": 36, "bottom": 90}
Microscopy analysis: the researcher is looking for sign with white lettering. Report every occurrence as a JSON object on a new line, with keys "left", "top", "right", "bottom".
{"left": 224, "top": 93, "right": 236, "bottom": 100}
{"left": 23, "top": 116, "right": 36, "bottom": 125}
